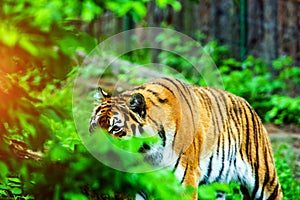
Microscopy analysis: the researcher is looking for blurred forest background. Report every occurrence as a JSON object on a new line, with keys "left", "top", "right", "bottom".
{"left": 0, "top": 0, "right": 299, "bottom": 199}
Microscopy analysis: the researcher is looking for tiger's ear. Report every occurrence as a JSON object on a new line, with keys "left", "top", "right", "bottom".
{"left": 128, "top": 93, "right": 146, "bottom": 118}
{"left": 99, "top": 87, "right": 111, "bottom": 98}
{"left": 94, "top": 87, "right": 110, "bottom": 102}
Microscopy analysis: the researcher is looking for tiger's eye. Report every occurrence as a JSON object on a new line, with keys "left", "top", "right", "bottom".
{"left": 112, "top": 126, "right": 120, "bottom": 131}
{"left": 109, "top": 126, "right": 121, "bottom": 134}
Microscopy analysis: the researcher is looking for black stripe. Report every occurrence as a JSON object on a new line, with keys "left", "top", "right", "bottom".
{"left": 146, "top": 89, "right": 158, "bottom": 95}
{"left": 216, "top": 135, "right": 225, "bottom": 182}
{"left": 211, "top": 88, "right": 228, "bottom": 107}
{"left": 252, "top": 123, "right": 261, "bottom": 198}
{"left": 267, "top": 183, "right": 279, "bottom": 200}
{"left": 147, "top": 98, "right": 159, "bottom": 107}
{"left": 248, "top": 104, "right": 261, "bottom": 169}
{"left": 238, "top": 102, "right": 247, "bottom": 161}
{"left": 129, "top": 112, "right": 143, "bottom": 126}
{"left": 209, "top": 89, "right": 226, "bottom": 133}
{"left": 227, "top": 95, "right": 241, "bottom": 132}
{"left": 240, "top": 185, "right": 251, "bottom": 199}
{"left": 137, "top": 191, "right": 148, "bottom": 200}
{"left": 196, "top": 89, "right": 217, "bottom": 137}
{"left": 268, "top": 165, "right": 276, "bottom": 187}
{"left": 167, "top": 79, "right": 197, "bottom": 150}
{"left": 131, "top": 124, "right": 136, "bottom": 136}
{"left": 206, "top": 154, "right": 214, "bottom": 181}
{"left": 172, "top": 151, "right": 183, "bottom": 173}
{"left": 176, "top": 79, "right": 195, "bottom": 105}
{"left": 151, "top": 82, "right": 176, "bottom": 97}
{"left": 158, "top": 125, "right": 166, "bottom": 147}
{"left": 138, "top": 125, "right": 144, "bottom": 135}
{"left": 216, "top": 133, "right": 221, "bottom": 157}
{"left": 205, "top": 89, "right": 221, "bottom": 135}
{"left": 243, "top": 104, "right": 251, "bottom": 164}
{"left": 132, "top": 86, "right": 146, "bottom": 91}
{"left": 123, "top": 113, "right": 130, "bottom": 121}
{"left": 225, "top": 134, "right": 235, "bottom": 181}
{"left": 198, "top": 180, "right": 207, "bottom": 185}
{"left": 247, "top": 103, "right": 260, "bottom": 199}
{"left": 146, "top": 89, "right": 169, "bottom": 104}
{"left": 181, "top": 164, "right": 189, "bottom": 183}
{"left": 256, "top": 119, "right": 274, "bottom": 199}
{"left": 163, "top": 77, "right": 196, "bottom": 132}
{"left": 228, "top": 97, "right": 243, "bottom": 164}
{"left": 94, "top": 106, "right": 101, "bottom": 115}
{"left": 172, "top": 157, "right": 181, "bottom": 173}
{"left": 119, "top": 106, "right": 128, "bottom": 115}
{"left": 251, "top": 163, "right": 260, "bottom": 199}
{"left": 171, "top": 124, "right": 179, "bottom": 150}
{"left": 100, "top": 104, "right": 111, "bottom": 110}
{"left": 147, "top": 115, "right": 159, "bottom": 127}
{"left": 258, "top": 158, "right": 270, "bottom": 200}
{"left": 158, "top": 98, "right": 168, "bottom": 103}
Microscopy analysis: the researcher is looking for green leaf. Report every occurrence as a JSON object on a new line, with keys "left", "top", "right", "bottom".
{"left": 7, "top": 177, "right": 22, "bottom": 183}
{"left": 0, "top": 24, "right": 19, "bottom": 46}
{"left": 19, "top": 37, "right": 39, "bottom": 56}
{"left": 132, "top": 2, "right": 147, "bottom": 19}
{"left": 171, "top": 1, "right": 182, "bottom": 11}
{"left": 0, "top": 162, "right": 9, "bottom": 182}
{"left": 198, "top": 185, "right": 217, "bottom": 200}
{"left": 49, "top": 145, "right": 70, "bottom": 162}
{"left": 156, "top": 0, "right": 168, "bottom": 8}
{"left": 0, "top": 184, "right": 10, "bottom": 190}
{"left": 81, "top": 0, "right": 103, "bottom": 22}
{"left": 63, "top": 192, "right": 89, "bottom": 200}
{"left": 11, "top": 187, "right": 22, "bottom": 195}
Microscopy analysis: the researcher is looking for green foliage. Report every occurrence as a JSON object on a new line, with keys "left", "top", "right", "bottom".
{"left": 218, "top": 55, "right": 300, "bottom": 125}
{"left": 156, "top": 0, "right": 182, "bottom": 11}
{"left": 198, "top": 182, "right": 242, "bottom": 200}
{"left": 156, "top": 31, "right": 224, "bottom": 85}
{"left": 0, "top": 177, "right": 34, "bottom": 199}
{"left": 155, "top": 31, "right": 300, "bottom": 125}
{"left": 109, "top": 133, "right": 161, "bottom": 154}
{"left": 106, "top": 0, "right": 148, "bottom": 22}
{"left": 273, "top": 142, "right": 300, "bottom": 200}
{"left": 106, "top": 0, "right": 181, "bottom": 22}
{"left": 265, "top": 95, "right": 300, "bottom": 125}
{"left": 23, "top": 113, "right": 189, "bottom": 199}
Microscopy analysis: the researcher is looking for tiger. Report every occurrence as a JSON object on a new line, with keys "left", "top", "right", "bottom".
{"left": 89, "top": 77, "right": 282, "bottom": 200}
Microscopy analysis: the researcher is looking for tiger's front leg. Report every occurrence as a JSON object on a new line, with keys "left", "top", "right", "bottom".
{"left": 179, "top": 154, "right": 201, "bottom": 200}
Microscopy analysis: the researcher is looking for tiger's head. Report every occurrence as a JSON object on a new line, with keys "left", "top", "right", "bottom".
{"left": 89, "top": 88, "right": 154, "bottom": 139}
{"left": 89, "top": 87, "right": 168, "bottom": 165}
{"left": 88, "top": 78, "right": 193, "bottom": 166}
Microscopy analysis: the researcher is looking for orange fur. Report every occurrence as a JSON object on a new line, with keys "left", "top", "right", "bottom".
{"left": 89, "top": 77, "right": 282, "bottom": 200}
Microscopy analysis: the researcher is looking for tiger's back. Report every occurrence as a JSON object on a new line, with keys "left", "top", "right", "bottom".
{"left": 89, "top": 77, "right": 282, "bottom": 200}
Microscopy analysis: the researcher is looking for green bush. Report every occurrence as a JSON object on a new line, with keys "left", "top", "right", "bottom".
{"left": 155, "top": 31, "right": 300, "bottom": 125}
{"left": 219, "top": 55, "right": 300, "bottom": 125}
{"left": 273, "top": 143, "right": 300, "bottom": 199}
{"left": 265, "top": 95, "right": 300, "bottom": 125}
